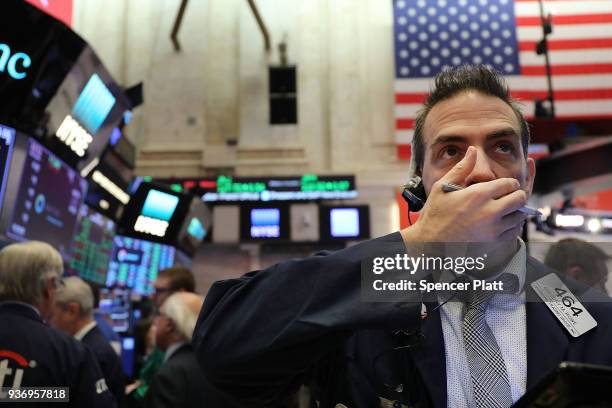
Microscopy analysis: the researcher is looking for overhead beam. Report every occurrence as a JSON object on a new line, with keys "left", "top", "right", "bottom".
{"left": 246, "top": 0, "right": 271, "bottom": 52}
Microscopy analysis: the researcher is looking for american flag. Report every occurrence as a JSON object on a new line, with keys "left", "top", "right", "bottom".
{"left": 393, "top": 0, "right": 612, "bottom": 160}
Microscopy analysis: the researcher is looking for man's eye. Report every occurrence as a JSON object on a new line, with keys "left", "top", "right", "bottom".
{"left": 495, "top": 143, "right": 514, "bottom": 154}
{"left": 441, "top": 146, "right": 460, "bottom": 158}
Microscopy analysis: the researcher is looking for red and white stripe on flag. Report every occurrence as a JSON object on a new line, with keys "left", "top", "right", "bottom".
{"left": 395, "top": 0, "right": 612, "bottom": 160}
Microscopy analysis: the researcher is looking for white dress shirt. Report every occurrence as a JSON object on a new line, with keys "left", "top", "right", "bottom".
{"left": 74, "top": 320, "right": 97, "bottom": 341}
{"left": 440, "top": 240, "right": 527, "bottom": 408}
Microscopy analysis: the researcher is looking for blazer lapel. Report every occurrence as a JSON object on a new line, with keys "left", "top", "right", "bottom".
{"left": 525, "top": 259, "right": 569, "bottom": 388}
{"left": 410, "top": 301, "right": 447, "bottom": 408}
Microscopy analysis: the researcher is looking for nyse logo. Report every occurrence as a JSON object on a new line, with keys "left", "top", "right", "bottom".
{"left": 55, "top": 115, "right": 94, "bottom": 157}
{"left": 0, "top": 44, "right": 32, "bottom": 80}
{"left": 134, "top": 215, "right": 169, "bottom": 237}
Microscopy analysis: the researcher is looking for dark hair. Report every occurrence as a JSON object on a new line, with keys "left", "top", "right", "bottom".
{"left": 411, "top": 64, "right": 530, "bottom": 175}
{"left": 157, "top": 266, "right": 196, "bottom": 292}
{"left": 544, "top": 238, "right": 610, "bottom": 280}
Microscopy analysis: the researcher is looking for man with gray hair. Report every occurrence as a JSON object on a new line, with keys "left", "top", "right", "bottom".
{"left": 145, "top": 292, "right": 228, "bottom": 407}
{"left": 0, "top": 241, "right": 116, "bottom": 407}
{"left": 50, "top": 276, "right": 125, "bottom": 404}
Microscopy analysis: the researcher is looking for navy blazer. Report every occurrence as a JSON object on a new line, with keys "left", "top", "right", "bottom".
{"left": 193, "top": 232, "right": 612, "bottom": 407}
{"left": 145, "top": 344, "right": 233, "bottom": 408}
{"left": 81, "top": 324, "right": 125, "bottom": 405}
{"left": 0, "top": 303, "right": 117, "bottom": 408}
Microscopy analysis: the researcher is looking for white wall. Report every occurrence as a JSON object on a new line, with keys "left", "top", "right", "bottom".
{"left": 71, "top": 0, "right": 408, "bottom": 285}
{"left": 71, "top": 0, "right": 410, "bottom": 178}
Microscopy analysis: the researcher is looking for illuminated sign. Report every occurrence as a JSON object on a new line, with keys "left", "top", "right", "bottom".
{"left": 72, "top": 74, "right": 116, "bottom": 134}
{"left": 55, "top": 115, "right": 93, "bottom": 157}
{"left": 92, "top": 170, "right": 130, "bottom": 205}
{"left": 0, "top": 43, "right": 31, "bottom": 80}
{"left": 187, "top": 217, "right": 206, "bottom": 241}
{"left": 134, "top": 190, "right": 179, "bottom": 237}
{"left": 153, "top": 174, "right": 358, "bottom": 202}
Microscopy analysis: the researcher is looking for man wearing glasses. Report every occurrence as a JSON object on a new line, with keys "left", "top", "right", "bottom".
{"left": 152, "top": 266, "right": 197, "bottom": 308}
{"left": 128, "top": 266, "right": 197, "bottom": 404}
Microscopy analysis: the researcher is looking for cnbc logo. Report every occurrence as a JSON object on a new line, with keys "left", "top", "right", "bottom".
{"left": 0, "top": 43, "right": 32, "bottom": 80}
{"left": 55, "top": 74, "right": 116, "bottom": 157}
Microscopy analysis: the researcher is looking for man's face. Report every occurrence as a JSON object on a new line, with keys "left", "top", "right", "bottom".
{"left": 420, "top": 91, "right": 535, "bottom": 198}
{"left": 152, "top": 276, "right": 174, "bottom": 308}
{"left": 153, "top": 312, "right": 174, "bottom": 351}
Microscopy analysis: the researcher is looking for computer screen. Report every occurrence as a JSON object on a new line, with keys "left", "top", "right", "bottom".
{"left": 6, "top": 138, "right": 87, "bottom": 258}
{"left": 187, "top": 217, "right": 206, "bottom": 241}
{"left": 106, "top": 235, "right": 176, "bottom": 296}
{"left": 98, "top": 288, "right": 130, "bottom": 333}
{"left": 66, "top": 204, "right": 115, "bottom": 284}
{"left": 250, "top": 208, "right": 281, "bottom": 238}
{"left": 121, "top": 337, "right": 135, "bottom": 379}
{"left": 0, "top": 125, "right": 16, "bottom": 209}
{"left": 330, "top": 208, "right": 360, "bottom": 238}
{"left": 320, "top": 205, "right": 370, "bottom": 241}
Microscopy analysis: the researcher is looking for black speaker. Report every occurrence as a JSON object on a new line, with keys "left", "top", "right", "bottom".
{"left": 269, "top": 66, "right": 296, "bottom": 93}
{"left": 270, "top": 97, "right": 297, "bottom": 124}
{"left": 124, "top": 82, "right": 144, "bottom": 108}
{"left": 269, "top": 66, "right": 297, "bottom": 124}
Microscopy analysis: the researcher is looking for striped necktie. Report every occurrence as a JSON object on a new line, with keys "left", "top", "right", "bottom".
{"left": 462, "top": 277, "right": 515, "bottom": 408}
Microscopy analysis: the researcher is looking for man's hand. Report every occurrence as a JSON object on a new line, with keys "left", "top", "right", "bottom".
{"left": 402, "top": 146, "right": 528, "bottom": 243}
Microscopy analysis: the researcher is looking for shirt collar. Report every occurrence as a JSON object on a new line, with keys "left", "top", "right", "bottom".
{"left": 0, "top": 301, "right": 42, "bottom": 318}
{"left": 163, "top": 341, "right": 188, "bottom": 363}
{"left": 74, "top": 320, "right": 97, "bottom": 341}
{"left": 497, "top": 238, "right": 527, "bottom": 294}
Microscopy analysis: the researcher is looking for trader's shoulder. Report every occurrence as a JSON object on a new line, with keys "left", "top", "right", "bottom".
{"left": 527, "top": 256, "right": 612, "bottom": 323}
{"left": 319, "top": 231, "right": 407, "bottom": 262}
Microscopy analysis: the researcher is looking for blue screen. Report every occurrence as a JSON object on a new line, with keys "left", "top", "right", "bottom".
{"left": 121, "top": 337, "right": 135, "bottom": 378}
{"left": 72, "top": 74, "right": 116, "bottom": 134}
{"left": 187, "top": 217, "right": 206, "bottom": 241}
{"left": 7, "top": 138, "right": 87, "bottom": 259}
{"left": 106, "top": 235, "right": 176, "bottom": 295}
{"left": 141, "top": 189, "right": 179, "bottom": 221}
{"left": 330, "top": 208, "right": 360, "bottom": 238}
{"left": 250, "top": 208, "right": 280, "bottom": 238}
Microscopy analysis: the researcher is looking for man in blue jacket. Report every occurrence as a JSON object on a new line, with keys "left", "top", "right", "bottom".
{"left": 193, "top": 65, "right": 612, "bottom": 407}
{"left": 0, "top": 241, "right": 116, "bottom": 407}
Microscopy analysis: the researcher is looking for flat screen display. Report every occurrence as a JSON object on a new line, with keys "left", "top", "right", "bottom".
{"left": 141, "top": 189, "right": 179, "bottom": 221}
{"left": 319, "top": 205, "right": 370, "bottom": 242}
{"left": 66, "top": 205, "right": 115, "bottom": 284}
{"left": 106, "top": 235, "right": 176, "bottom": 296}
{"left": 330, "top": 208, "right": 360, "bottom": 238}
{"left": 0, "top": 125, "right": 16, "bottom": 209}
{"left": 6, "top": 138, "right": 87, "bottom": 258}
{"left": 71, "top": 73, "right": 116, "bottom": 134}
{"left": 187, "top": 217, "right": 206, "bottom": 241}
{"left": 121, "top": 337, "right": 135, "bottom": 378}
{"left": 250, "top": 208, "right": 280, "bottom": 238}
{"left": 98, "top": 288, "right": 130, "bottom": 333}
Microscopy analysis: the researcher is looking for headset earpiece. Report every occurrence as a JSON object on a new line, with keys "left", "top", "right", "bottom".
{"left": 401, "top": 176, "right": 426, "bottom": 212}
